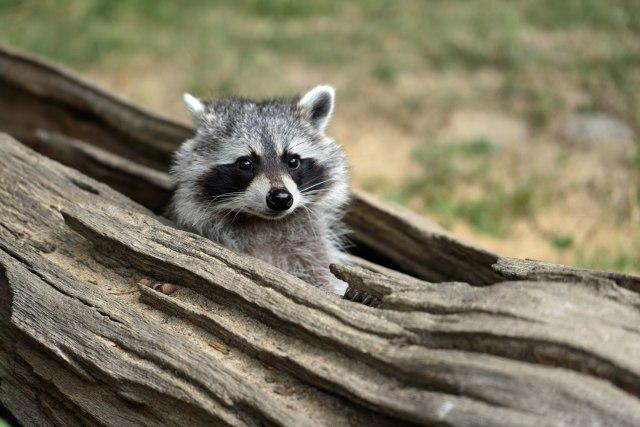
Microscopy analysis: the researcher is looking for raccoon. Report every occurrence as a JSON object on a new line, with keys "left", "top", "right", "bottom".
{"left": 169, "top": 85, "right": 350, "bottom": 295}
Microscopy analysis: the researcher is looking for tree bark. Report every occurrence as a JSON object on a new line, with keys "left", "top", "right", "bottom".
{"left": 1, "top": 46, "right": 640, "bottom": 426}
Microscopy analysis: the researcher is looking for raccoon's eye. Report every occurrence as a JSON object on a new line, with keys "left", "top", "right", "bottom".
{"left": 236, "top": 157, "right": 254, "bottom": 171}
{"left": 287, "top": 156, "right": 300, "bottom": 169}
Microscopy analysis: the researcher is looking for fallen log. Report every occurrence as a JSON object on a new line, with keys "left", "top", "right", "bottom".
{"left": 3, "top": 134, "right": 640, "bottom": 425}
{"left": 1, "top": 46, "right": 640, "bottom": 426}
{"left": 0, "top": 45, "right": 187, "bottom": 170}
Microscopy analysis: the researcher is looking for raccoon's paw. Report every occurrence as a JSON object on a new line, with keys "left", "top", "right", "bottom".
{"left": 343, "top": 287, "right": 380, "bottom": 307}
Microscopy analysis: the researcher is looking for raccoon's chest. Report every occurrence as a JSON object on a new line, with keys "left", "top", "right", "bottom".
{"left": 223, "top": 225, "right": 330, "bottom": 274}
{"left": 250, "top": 241, "right": 331, "bottom": 288}
{"left": 244, "top": 234, "right": 328, "bottom": 266}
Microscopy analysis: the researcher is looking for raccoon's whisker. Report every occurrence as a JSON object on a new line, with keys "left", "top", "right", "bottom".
{"left": 301, "top": 189, "right": 328, "bottom": 200}
{"left": 203, "top": 192, "right": 244, "bottom": 211}
{"left": 215, "top": 199, "right": 244, "bottom": 221}
{"left": 301, "top": 202, "right": 322, "bottom": 223}
{"left": 300, "top": 178, "right": 335, "bottom": 193}
{"left": 204, "top": 197, "right": 227, "bottom": 212}
{"left": 301, "top": 177, "right": 332, "bottom": 189}
{"left": 204, "top": 198, "right": 218, "bottom": 212}
{"left": 206, "top": 191, "right": 244, "bottom": 203}
{"left": 302, "top": 189, "right": 324, "bottom": 195}
{"left": 212, "top": 204, "right": 235, "bottom": 217}
{"left": 218, "top": 207, "right": 241, "bottom": 224}
{"left": 300, "top": 205, "right": 320, "bottom": 239}
{"left": 229, "top": 206, "right": 245, "bottom": 224}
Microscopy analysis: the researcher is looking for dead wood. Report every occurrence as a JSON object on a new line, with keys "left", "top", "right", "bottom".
{"left": 1, "top": 46, "right": 640, "bottom": 426}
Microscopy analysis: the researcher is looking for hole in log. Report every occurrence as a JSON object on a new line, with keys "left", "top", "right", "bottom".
{"left": 345, "top": 239, "right": 404, "bottom": 272}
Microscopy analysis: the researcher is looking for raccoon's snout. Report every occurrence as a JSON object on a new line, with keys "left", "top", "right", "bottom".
{"left": 266, "top": 188, "right": 293, "bottom": 212}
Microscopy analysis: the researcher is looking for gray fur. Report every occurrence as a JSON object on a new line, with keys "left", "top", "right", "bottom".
{"left": 169, "top": 85, "right": 349, "bottom": 294}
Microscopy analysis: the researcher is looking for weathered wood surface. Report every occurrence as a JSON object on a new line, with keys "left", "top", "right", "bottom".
{"left": 0, "top": 45, "right": 188, "bottom": 169}
{"left": 1, "top": 45, "right": 640, "bottom": 426}
{"left": 2, "top": 134, "right": 640, "bottom": 426}
{"left": 34, "top": 130, "right": 174, "bottom": 213}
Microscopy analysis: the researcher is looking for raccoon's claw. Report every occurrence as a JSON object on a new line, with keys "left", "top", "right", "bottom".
{"left": 362, "top": 294, "right": 375, "bottom": 306}
{"left": 343, "top": 287, "right": 380, "bottom": 307}
{"left": 343, "top": 287, "right": 359, "bottom": 301}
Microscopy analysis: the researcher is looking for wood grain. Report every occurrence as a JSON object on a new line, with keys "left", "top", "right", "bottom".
{"left": 1, "top": 45, "right": 640, "bottom": 426}
{"left": 1, "top": 135, "right": 639, "bottom": 425}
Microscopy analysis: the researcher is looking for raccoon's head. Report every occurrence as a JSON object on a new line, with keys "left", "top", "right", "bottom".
{"left": 170, "top": 85, "right": 349, "bottom": 230}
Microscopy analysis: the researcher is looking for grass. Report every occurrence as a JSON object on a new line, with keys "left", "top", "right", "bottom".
{"left": 551, "top": 234, "right": 574, "bottom": 251}
{"left": 632, "top": 139, "right": 640, "bottom": 167}
{"left": 397, "top": 138, "right": 539, "bottom": 237}
{"left": 525, "top": 0, "right": 640, "bottom": 29}
{"left": 1, "top": 1, "right": 638, "bottom": 125}
{"left": 0, "top": 0, "right": 639, "bottom": 273}
{"left": 576, "top": 246, "right": 639, "bottom": 273}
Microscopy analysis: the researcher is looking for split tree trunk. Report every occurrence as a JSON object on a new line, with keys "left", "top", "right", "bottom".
{"left": 1, "top": 46, "right": 640, "bottom": 426}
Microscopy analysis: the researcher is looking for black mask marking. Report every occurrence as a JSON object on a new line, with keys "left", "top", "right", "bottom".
{"left": 290, "top": 158, "right": 328, "bottom": 193}
{"left": 198, "top": 163, "right": 255, "bottom": 206}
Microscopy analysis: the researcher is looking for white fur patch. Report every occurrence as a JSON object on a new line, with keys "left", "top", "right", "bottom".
{"left": 298, "top": 85, "right": 335, "bottom": 131}
{"left": 183, "top": 93, "right": 205, "bottom": 122}
{"left": 244, "top": 174, "right": 271, "bottom": 213}
{"left": 282, "top": 174, "right": 301, "bottom": 211}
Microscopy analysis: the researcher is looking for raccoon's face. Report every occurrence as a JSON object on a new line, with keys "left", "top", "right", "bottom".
{"left": 171, "top": 86, "right": 348, "bottom": 224}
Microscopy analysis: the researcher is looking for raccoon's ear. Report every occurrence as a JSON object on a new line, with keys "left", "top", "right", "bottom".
{"left": 183, "top": 93, "right": 205, "bottom": 124}
{"left": 298, "top": 85, "right": 335, "bottom": 132}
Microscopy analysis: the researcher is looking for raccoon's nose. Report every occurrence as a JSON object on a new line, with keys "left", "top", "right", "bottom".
{"left": 266, "top": 189, "right": 293, "bottom": 211}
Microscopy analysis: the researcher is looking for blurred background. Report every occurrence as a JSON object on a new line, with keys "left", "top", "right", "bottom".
{"left": 1, "top": 0, "right": 638, "bottom": 273}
